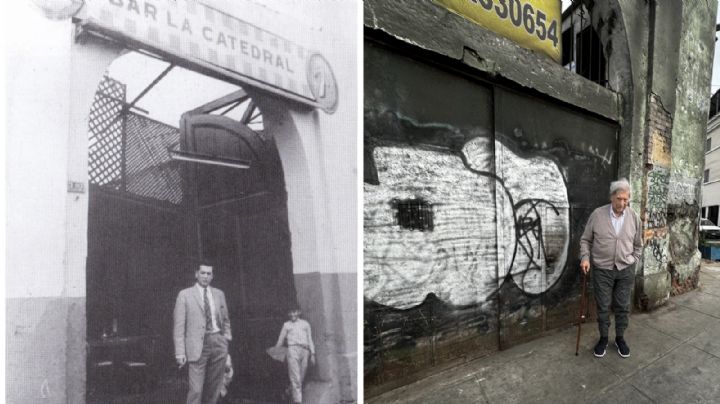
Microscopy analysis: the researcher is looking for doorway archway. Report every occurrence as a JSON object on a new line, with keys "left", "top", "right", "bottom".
{"left": 84, "top": 52, "right": 300, "bottom": 403}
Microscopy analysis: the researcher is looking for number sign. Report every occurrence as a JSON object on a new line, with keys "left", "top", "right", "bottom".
{"left": 434, "top": 0, "right": 561, "bottom": 63}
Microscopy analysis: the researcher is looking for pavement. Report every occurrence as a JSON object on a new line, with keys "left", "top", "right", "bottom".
{"left": 368, "top": 262, "right": 720, "bottom": 404}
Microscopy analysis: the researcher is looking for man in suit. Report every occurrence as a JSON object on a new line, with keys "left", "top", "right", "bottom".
{"left": 174, "top": 264, "right": 232, "bottom": 404}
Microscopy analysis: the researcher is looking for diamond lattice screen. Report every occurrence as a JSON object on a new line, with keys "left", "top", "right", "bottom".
{"left": 88, "top": 75, "right": 183, "bottom": 205}
{"left": 88, "top": 75, "right": 125, "bottom": 189}
{"left": 124, "top": 113, "right": 182, "bottom": 204}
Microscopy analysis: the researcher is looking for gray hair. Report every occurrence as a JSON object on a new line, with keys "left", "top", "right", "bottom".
{"left": 609, "top": 178, "right": 631, "bottom": 197}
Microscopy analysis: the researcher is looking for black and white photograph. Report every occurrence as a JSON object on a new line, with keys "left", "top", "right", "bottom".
{"left": 4, "top": 1, "right": 358, "bottom": 403}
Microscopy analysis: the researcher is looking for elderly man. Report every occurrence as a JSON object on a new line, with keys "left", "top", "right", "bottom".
{"left": 580, "top": 178, "right": 642, "bottom": 358}
{"left": 174, "top": 264, "right": 232, "bottom": 404}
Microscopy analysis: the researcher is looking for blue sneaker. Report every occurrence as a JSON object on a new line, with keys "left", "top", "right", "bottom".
{"left": 594, "top": 337, "right": 608, "bottom": 357}
{"left": 615, "top": 337, "right": 630, "bottom": 358}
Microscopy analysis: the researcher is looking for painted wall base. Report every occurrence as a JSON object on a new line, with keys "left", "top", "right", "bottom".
{"left": 6, "top": 297, "right": 86, "bottom": 404}
{"left": 669, "top": 250, "right": 702, "bottom": 296}
{"left": 295, "top": 272, "right": 357, "bottom": 403}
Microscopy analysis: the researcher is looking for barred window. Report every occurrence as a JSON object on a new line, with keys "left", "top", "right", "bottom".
{"left": 392, "top": 198, "right": 434, "bottom": 231}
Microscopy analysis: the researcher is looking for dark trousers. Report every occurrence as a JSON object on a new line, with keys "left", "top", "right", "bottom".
{"left": 592, "top": 264, "right": 634, "bottom": 338}
{"left": 187, "top": 333, "right": 228, "bottom": 404}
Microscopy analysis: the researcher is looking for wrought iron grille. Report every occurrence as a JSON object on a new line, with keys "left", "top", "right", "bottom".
{"left": 124, "top": 113, "right": 182, "bottom": 204}
{"left": 393, "top": 198, "right": 434, "bottom": 231}
{"left": 88, "top": 75, "right": 183, "bottom": 205}
{"left": 88, "top": 76, "right": 125, "bottom": 189}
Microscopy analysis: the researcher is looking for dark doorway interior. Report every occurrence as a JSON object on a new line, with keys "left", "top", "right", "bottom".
{"left": 180, "top": 113, "right": 297, "bottom": 401}
{"left": 575, "top": 25, "right": 607, "bottom": 86}
{"left": 709, "top": 205, "right": 720, "bottom": 226}
{"left": 86, "top": 75, "right": 296, "bottom": 403}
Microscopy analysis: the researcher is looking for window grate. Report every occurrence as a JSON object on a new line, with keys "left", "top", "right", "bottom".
{"left": 393, "top": 198, "right": 434, "bottom": 231}
{"left": 88, "top": 75, "right": 183, "bottom": 205}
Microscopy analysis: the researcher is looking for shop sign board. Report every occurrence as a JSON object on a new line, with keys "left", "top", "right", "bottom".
{"left": 433, "top": 0, "right": 561, "bottom": 63}
{"left": 79, "top": 0, "right": 338, "bottom": 113}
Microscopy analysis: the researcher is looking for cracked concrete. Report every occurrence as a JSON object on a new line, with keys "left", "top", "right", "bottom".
{"left": 368, "top": 261, "right": 720, "bottom": 403}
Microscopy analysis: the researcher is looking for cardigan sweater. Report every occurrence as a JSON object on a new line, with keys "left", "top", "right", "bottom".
{"left": 579, "top": 203, "right": 642, "bottom": 270}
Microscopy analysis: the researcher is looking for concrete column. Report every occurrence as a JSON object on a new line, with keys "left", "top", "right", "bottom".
{"left": 635, "top": 0, "right": 682, "bottom": 310}
{"left": 254, "top": 98, "right": 338, "bottom": 276}
{"left": 665, "top": 0, "right": 718, "bottom": 294}
{"left": 5, "top": 4, "right": 121, "bottom": 402}
{"left": 6, "top": 6, "right": 72, "bottom": 402}
{"left": 253, "top": 94, "right": 357, "bottom": 402}
{"left": 65, "top": 34, "right": 125, "bottom": 404}
{"left": 632, "top": 0, "right": 718, "bottom": 309}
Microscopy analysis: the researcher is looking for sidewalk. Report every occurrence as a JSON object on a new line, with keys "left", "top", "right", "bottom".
{"left": 368, "top": 262, "right": 720, "bottom": 404}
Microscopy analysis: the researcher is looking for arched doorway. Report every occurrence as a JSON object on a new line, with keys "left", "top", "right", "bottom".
{"left": 85, "top": 57, "right": 296, "bottom": 403}
{"left": 180, "top": 112, "right": 296, "bottom": 399}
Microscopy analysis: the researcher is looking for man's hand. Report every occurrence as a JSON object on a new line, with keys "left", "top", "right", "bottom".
{"left": 176, "top": 355, "right": 187, "bottom": 368}
{"left": 310, "top": 353, "right": 316, "bottom": 366}
{"left": 580, "top": 259, "right": 590, "bottom": 275}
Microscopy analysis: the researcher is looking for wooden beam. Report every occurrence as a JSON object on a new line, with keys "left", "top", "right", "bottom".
{"left": 127, "top": 63, "right": 174, "bottom": 109}
{"left": 190, "top": 89, "right": 249, "bottom": 114}
{"left": 219, "top": 100, "right": 243, "bottom": 116}
{"left": 240, "top": 100, "right": 256, "bottom": 123}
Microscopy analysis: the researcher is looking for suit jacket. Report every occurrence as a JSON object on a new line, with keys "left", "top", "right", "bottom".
{"left": 173, "top": 285, "right": 232, "bottom": 361}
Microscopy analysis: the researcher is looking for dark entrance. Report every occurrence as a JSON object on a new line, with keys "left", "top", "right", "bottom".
{"left": 86, "top": 75, "right": 296, "bottom": 403}
{"left": 180, "top": 113, "right": 297, "bottom": 400}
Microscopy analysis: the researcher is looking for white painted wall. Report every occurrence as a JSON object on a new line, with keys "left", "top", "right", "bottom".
{"left": 305, "top": 1, "right": 358, "bottom": 274}
{"left": 6, "top": 2, "right": 73, "bottom": 298}
{"left": 217, "top": 0, "right": 359, "bottom": 274}
{"left": 235, "top": 0, "right": 359, "bottom": 274}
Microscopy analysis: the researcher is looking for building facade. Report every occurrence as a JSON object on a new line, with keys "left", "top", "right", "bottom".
{"left": 364, "top": 0, "right": 717, "bottom": 395}
{"left": 5, "top": 1, "right": 357, "bottom": 403}
{"left": 703, "top": 90, "right": 720, "bottom": 224}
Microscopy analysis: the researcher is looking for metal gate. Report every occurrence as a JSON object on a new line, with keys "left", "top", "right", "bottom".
{"left": 363, "top": 40, "right": 618, "bottom": 391}
{"left": 86, "top": 76, "right": 296, "bottom": 402}
{"left": 179, "top": 113, "right": 296, "bottom": 400}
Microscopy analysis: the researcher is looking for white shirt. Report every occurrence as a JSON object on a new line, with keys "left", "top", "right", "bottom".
{"left": 196, "top": 283, "right": 220, "bottom": 333}
{"left": 610, "top": 205, "right": 626, "bottom": 236}
{"left": 277, "top": 319, "right": 315, "bottom": 354}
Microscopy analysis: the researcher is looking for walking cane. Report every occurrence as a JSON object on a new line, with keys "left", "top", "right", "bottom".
{"left": 575, "top": 272, "right": 588, "bottom": 356}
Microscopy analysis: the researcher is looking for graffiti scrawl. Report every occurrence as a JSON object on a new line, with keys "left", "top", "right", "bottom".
{"left": 364, "top": 137, "right": 570, "bottom": 309}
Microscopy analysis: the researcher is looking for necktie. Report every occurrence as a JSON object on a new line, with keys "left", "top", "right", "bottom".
{"left": 203, "top": 287, "right": 212, "bottom": 331}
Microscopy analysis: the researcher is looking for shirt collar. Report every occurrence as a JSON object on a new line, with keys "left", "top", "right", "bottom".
{"left": 195, "top": 283, "right": 210, "bottom": 293}
{"left": 609, "top": 204, "right": 626, "bottom": 218}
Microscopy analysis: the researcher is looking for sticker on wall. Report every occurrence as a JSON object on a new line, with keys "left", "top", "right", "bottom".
{"left": 432, "top": 0, "right": 562, "bottom": 63}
